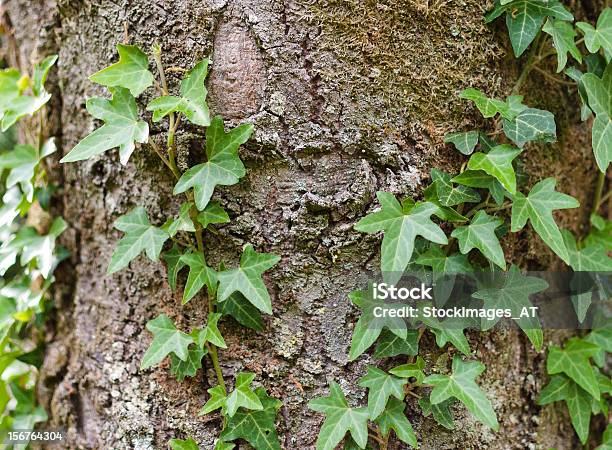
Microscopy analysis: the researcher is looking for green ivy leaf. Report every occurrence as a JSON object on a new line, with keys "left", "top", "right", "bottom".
{"left": 421, "top": 314, "right": 472, "bottom": 356}
{"left": 197, "top": 313, "right": 227, "bottom": 349}
{"left": 308, "top": 381, "right": 369, "bottom": 450}
{"left": 584, "top": 328, "right": 612, "bottom": 368}
{"left": 459, "top": 88, "right": 513, "bottom": 119}
{"left": 170, "top": 345, "right": 206, "bottom": 382}
{"left": 543, "top": 19, "right": 582, "bottom": 72}
{"left": 348, "top": 288, "right": 408, "bottom": 361}
{"left": 390, "top": 356, "right": 426, "bottom": 385}
{"left": 419, "top": 396, "right": 455, "bottom": 429}
{"left": 496, "top": 0, "right": 573, "bottom": 57}
{"left": 597, "top": 424, "right": 612, "bottom": 450}
{"left": 354, "top": 192, "right": 447, "bottom": 281}
{"left": 451, "top": 210, "right": 506, "bottom": 269}
{"left": 511, "top": 178, "right": 579, "bottom": 264}
{"left": 444, "top": 131, "right": 479, "bottom": 155}
{"left": 563, "top": 230, "right": 612, "bottom": 271}
{"left": 89, "top": 44, "right": 153, "bottom": 97}
{"left": 173, "top": 116, "right": 252, "bottom": 210}
{"left": 169, "top": 437, "right": 200, "bottom": 450}
{"left": 214, "top": 441, "right": 235, "bottom": 450}
{"left": 197, "top": 201, "right": 230, "bottom": 229}
{"left": 375, "top": 397, "right": 417, "bottom": 448}
{"left": 162, "top": 245, "right": 188, "bottom": 292}
{"left": 141, "top": 314, "right": 193, "bottom": 369}
{"left": 32, "top": 55, "right": 57, "bottom": 96}
{"left": 220, "top": 388, "right": 282, "bottom": 450}
{"left": 538, "top": 374, "right": 592, "bottom": 444}
{"left": 591, "top": 114, "right": 612, "bottom": 173}
{"left": 163, "top": 202, "right": 196, "bottom": 237}
{"left": 60, "top": 87, "right": 149, "bottom": 165}
{"left": 180, "top": 252, "right": 217, "bottom": 304}
{"left": 565, "top": 67, "right": 593, "bottom": 121}
{"left": 107, "top": 206, "right": 169, "bottom": 274}
{"left": 585, "top": 217, "right": 612, "bottom": 250}
{"left": 467, "top": 144, "right": 521, "bottom": 194}
{"left": 472, "top": 265, "right": 547, "bottom": 350}
{"left": 423, "top": 184, "right": 469, "bottom": 222}
{"left": 373, "top": 330, "right": 419, "bottom": 358}
{"left": 547, "top": 337, "right": 600, "bottom": 400}
{"left": 0, "top": 144, "right": 39, "bottom": 202}
{"left": 217, "top": 245, "right": 280, "bottom": 315}
{"left": 225, "top": 372, "right": 263, "bottom": 417}
{"left": 577, "top": 8, "right": 612, "bottom": 58}
{"left": 582, "top": 62, "right": 612, "bottom": 172}
{"left": 358, "top": 366, "right": 406, "bottom": 420}
{"left": 199, "top": 385, "right": 227, "bottom": 415}
{"left": 502, "top": 108, "right": 556, "bottom": 147}
{"left": 217, "top": 292, "right": 264, "bottom": 331}
{"left": 147, "top": 59, "right": 210, "bottom": 126}
{"left": 423, "top": 356, "right": 499, "bottom": 430}
{"left": 431, "top": 169, "right": 480, "bottom": 206}
{"left": 451, "top": 170, "right": 507, "bottom": 205}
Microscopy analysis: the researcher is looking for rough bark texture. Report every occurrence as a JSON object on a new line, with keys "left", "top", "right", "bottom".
{"left": 5, "top": 0, "right": 606, "bottom": 449}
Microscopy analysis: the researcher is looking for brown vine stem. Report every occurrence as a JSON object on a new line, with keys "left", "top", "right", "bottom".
{"left": 512, "top": 33, "right": 542, "bottom": 95}
{"left": 150, "top": 49, "right": 228, "bottom": 393}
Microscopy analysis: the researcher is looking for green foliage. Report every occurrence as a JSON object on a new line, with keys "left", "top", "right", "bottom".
{"left": 581, "top": 61, "right": 611, "bottom": 172}
{"left": 354, "top": 192, "right": 447, "bottom": 279}
{"left": 173, "top": 116, "right": 252, "bottom": 211}
{"left": 169, "top": 437, "right": 200, "bottom": 450}
{"left": 147, "top": 59, "right": 210, "bottom": 126}
{"left": 423, "top": 356, "right": 499, "bottom": 430}
{"left": 375, "top": 398, "right": 417, "bottom": 448}
{"left": 141, "top": 314, "right": 193, "bottom": 369}
{"left": 0, "top": 55, "right": 65, "bottom": 446}
{"left": 451, "top": 210, "right": 505, "bottom": 269}
{"left": 217, "top": 245, "right": 280, "bottom": 314}
{"left": 511, "top": 178, "right": 579, "bottom": 264}
{"left": 543, "top": 18, "right": 582, "bottom": 72}
{"left": 107, "top": 206, "right": 169, "bottom": 274}
{"left": 308, "top": 382, "right": 370, "bottom": 450}
{"left": 466, "top": 145, "right": 521, "bottom": 194}
{"left": 577, "top": 8, "right": 612, "bottom": 58}
{"left": 89, "top": 44, "right": 153, "bottom": 96}
{"left": 181, "top": 252, "right": 217, "bottom": 304}
{"left": 358, "top": 367, "right": 406, "bottom": 420}
{"left": 60, "top": 87, "right": 149, "bottom": 165}
{"left": 444, "top": 131, "right": 479, "bottom": 155}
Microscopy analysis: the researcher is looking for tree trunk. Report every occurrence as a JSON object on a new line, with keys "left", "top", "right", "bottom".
{"left": 4, "top": 0, "right": 603, "bottom": 448}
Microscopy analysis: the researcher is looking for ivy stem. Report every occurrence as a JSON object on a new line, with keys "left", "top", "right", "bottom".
{"left": 592, "top": 171, "right": 606, "bottom": 217}
{"left": 512, "top": 33, "right": 542, "bottom": 95}
{"left": 152, "top": 45, "right": 179, "bottom": 168}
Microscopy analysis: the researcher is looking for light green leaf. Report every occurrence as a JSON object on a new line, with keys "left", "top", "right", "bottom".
{"left": 141, "top": 314, "right": 193, "bottom": 369}
{"left": 390, "top": 356, "right": 426, "bottom": 385}
{"left": 563, "top": 230, "right": 612, "bottom": 271}
{"left": 444, "top": 131, "right": 479, "bottom": 155}
{"left": 543, "top": 19, "right": 582, "bottom": 72}
{"left": 358, "top": 367, "right": 406, "bottom": 420}
{"left": 472, "top": 265, "right": 547, "bottom": 350}
{"left": 220, "top": 388, "right": 282, "bottom": 450}
{"left": 0, "top": 144, "right": 38, "bottom": 201}
{"left": 354, "top": 192, "right": 447, "bottom": 281}
{"left": 577, "top": 8, "right": 612, "bottom": 57}
{"left": 423, "top": 356, "right": 499, "bottom": 430}
{"left": 420, "top": 312, "right": 472, "bottom": 355}
{"left": 170, "top": 345, "right": 206, "bottom": 382}
{"left": 451, "top": 210, "right": 506, "bottom": 269}
{"left": 197, "top": 313, "right": 227, "bottom": 349}
{"left": 431, "top": 169, "right": 480, "bottom": 206}
{"left": 511, "top": 178, "right": 579, "bottom": 264}
{"left": 459, "top": 88, "right": 511, "bottom": 118}
{"left": 419, "top": 396, "right": 455, "bottom": 429}
{"left": 89, "top": 44, "right": 153, "bottom": 97}
{"left": 451, "top": 170, "right": 507, "bottom": 205}
{"left": 32, "top": 55, "right": 58, "bottom": 96}
{"left": 375, "top": 397, "right": 417, "bottom": 448}
{"left": 348, "top": 288, "right": 407, "bottom": 361}
{"left": 199, "top": 385, "right": 227, "bottom": 415}
{"left": 147, "top": 59, "right": 210, "bottom": 126}
{"left": 162, "top": 245, "right": 188, "bottom": 292}
{"left": 163, "top": 202, "right": 196, "bottom": 237}
{"left": 180, "top": 252, "right": 217, "bottom": 304}
{"left": 373, "top": 330, "right": 419, "bottom": 358}
{"left": 60, "top": 87, "right": 149, "bottom": 165}
{"left": 197, "top": 201, "right": 230, "bottom": 229}
{"left": 597, "top": 424, "right": 612, "bottom": 450}
{"left": 591, "top": 113, "right": 611, "bottom": 173}
{"left": 173, "top": 116, "right": 252, "bottom": 210}
{"left": 502, "top": 108, "right": 556, "bottom": 147}
{"left": 467, "top": 144, "right": 522, "bottom": 194}
{"left": 546, "top": 337, "right": 600, "bottom": 400}
{"left": 502, "top": 1, "right": 573, "bottom": 56}
{"left": 107, "top": 206, "right": 169, "bottom": 274}
{"left": 225, "top": 372, "right": 263, "bottom": 417}
{"left": 217, "top": 245, "right": 280, "bottom": 314}
{"left": 217, "top": 292, "right": 264, "bottom": 331}
{"left": 308, "top": 381, "right": 369, "bottom": 450}
{"left": 582, "top": 62, "right": 612, "bottom": 117}
{"left": 169, "top": 437, "right": 200, "bottom": 450}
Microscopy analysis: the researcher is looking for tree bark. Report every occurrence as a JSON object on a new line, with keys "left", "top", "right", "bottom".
{"left": 4, "top": 0, "right": 604, "bottom": 448}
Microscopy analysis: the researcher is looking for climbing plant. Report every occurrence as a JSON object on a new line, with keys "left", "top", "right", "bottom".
{"left": 60, "top": 44, "right": 281, "bottom": 449}
{"left": 308, "top": 3, "right": 612, "bottom": 449}
{"left": 0, "top": 54, "right": 68, "bottom": 448}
